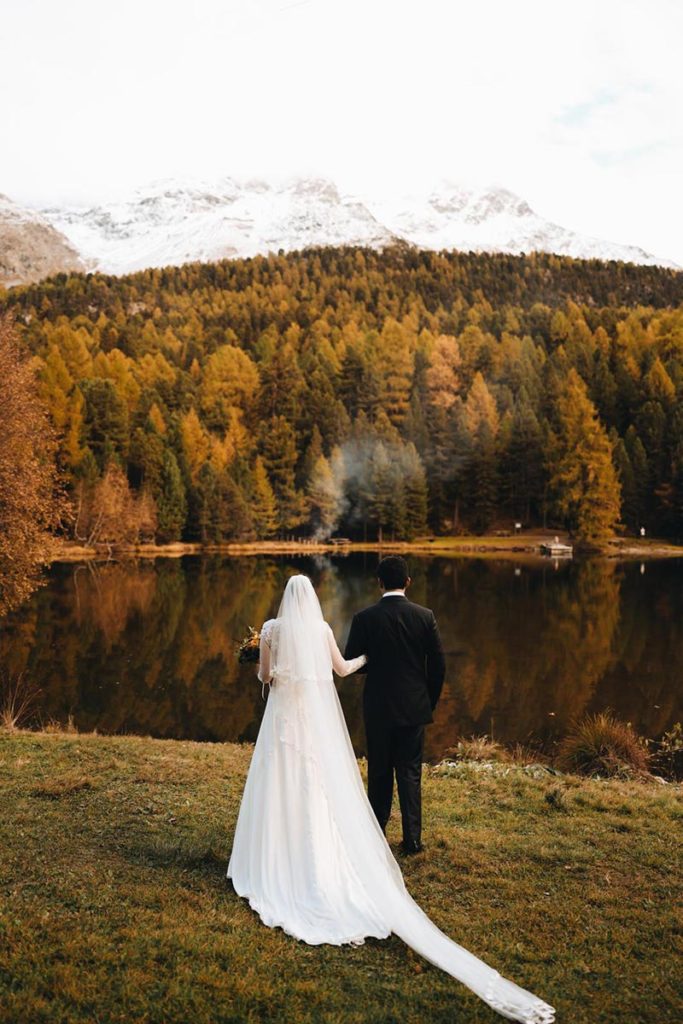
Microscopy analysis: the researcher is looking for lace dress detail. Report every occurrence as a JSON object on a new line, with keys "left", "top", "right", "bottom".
{"left": 257, "top": 618, "right": 276, "bottom": 698}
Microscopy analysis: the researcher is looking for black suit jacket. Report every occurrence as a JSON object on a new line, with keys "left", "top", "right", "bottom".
{"left": 344, "top": 595, "right": 446, "bottom": 727}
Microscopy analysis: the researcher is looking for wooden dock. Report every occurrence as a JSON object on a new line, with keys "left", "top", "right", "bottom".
{"left": 539, "top": 541, "right": 573, "bottom": 557}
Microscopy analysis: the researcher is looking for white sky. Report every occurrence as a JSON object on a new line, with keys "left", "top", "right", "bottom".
{"left": 2, "top": 0, "right": 682, "bottom": 263}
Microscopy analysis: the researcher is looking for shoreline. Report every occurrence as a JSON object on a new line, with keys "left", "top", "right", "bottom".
{"left": 48, "top": 534, "right": 683, "bottom": 563}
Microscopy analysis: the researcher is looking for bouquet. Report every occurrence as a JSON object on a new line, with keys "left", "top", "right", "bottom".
{"left": 236, "top": 626, "right": 261, "bottom": 664}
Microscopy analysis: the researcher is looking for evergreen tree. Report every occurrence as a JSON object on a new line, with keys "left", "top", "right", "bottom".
{"left": 300, "top": 368, "right": 350, "bottom": 450}
{"left": 129, "top": 426, "right": 165, "bottom": 493}
{"left": 624, "top": 427, "right": 649, "bottom": 531}
{"left": 214, "top": 469, "right": 253, "bottom": 540}
{"left": 157, "top": 450, "right": 187, "bottom": 542}
{"left": 80, "top": 378, "right": 129, "bottom": 469}
{"left": 612, "top": 435, "right": 636, "bottom": 528}
{"left": 196, "top": 462, "right": 219, "bottom": 542}
{"left": 260, "top": 415, "right": 306, "bottom": 533}
{"left": 500, "top": 395, "right": 545, "bottom": 523}
{"left": 258, "top": 345, "right": 304, "bottom": 422}
{"left": 468, "top": 431, "right": 499, "bottom": 533}
{"left": 590, "top": 351, "right": 618, "bottom": 424}
{"left": 402, "top": 443, "right": 429, "bottom": 539}
{"left": 338, "top": 345, "right": 365, "bottom": 421}
{"left": 339, "top": 343, "right": 380, "bottom": 421}
{"left": 300, "top": 424, "right": 324, "bottom": 488}
{"left": 367, "top": 442, "right": 394, "bottom": 542}
{"left": 307, "top": 454, "right": 341, "bottom": 539}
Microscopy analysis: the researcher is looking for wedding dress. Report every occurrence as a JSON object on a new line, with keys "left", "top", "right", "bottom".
{"left": 228, "top": 576, "right": 555, "bottom": 1023}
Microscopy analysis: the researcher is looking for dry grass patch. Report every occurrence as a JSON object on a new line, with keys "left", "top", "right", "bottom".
{"left": 0, "top": 729, "right": 680, "bottom": 1024}
{"left": 557, "top": 712, "right": 651, "bottom": 779}
{"left": 30, "top": 774, "right": 95, "bottom": 799}
{"left": 444, "top": 735, "right": 512, "bottom": 763}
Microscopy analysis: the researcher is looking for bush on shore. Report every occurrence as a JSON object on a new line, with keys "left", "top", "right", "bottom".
{"left": 557, "top": 712, "right": 651, "bottom": 779}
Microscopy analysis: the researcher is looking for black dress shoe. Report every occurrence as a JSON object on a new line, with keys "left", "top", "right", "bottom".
{"left": 400, "top": 839, "right": 424, "bottom": 855}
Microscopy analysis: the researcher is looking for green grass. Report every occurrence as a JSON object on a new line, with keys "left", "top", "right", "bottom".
{"left": 0, "top": 731, "right": 681, "bottom": 1024}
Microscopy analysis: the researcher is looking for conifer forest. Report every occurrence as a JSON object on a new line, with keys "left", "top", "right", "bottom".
{"left": 2, "top": 246, "right": 683, "bottom": 549}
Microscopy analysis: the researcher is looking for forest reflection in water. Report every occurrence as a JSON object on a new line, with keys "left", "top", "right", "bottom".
{"left": 1, "top": 553, "right": 681, "bottom": 759}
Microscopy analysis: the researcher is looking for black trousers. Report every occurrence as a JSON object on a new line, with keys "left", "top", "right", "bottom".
{"left": 365, "top": 718, "right": 425, "bottom": 845}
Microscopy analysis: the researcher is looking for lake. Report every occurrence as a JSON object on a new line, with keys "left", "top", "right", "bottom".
{"left": 1, "top": 553, "right": 681, "bottom": 760}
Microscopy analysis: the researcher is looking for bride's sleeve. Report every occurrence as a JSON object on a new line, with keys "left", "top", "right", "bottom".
{"left": 258, "top": 620, "right": 274, "bottom": 691}
{"left": 326, "top": 623, "right": 367, "bottom": 677}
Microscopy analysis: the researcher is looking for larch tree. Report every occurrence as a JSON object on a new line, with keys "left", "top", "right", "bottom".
{"left": 200, "top": 344, "right": 259, "bottom": 429}
{"left": 179, "top": 407, "right": 211, "bottom": 485}
{"left": 548, "top": 369, "right": 621, "bottom": 543}
{"left": 249, "top": 457, "right": 278, "bottom": 539}
{"left": 38, "top": 345, "right": 86, "bottom": 476}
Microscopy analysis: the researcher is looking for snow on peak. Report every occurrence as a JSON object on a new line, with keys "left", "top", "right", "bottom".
{"left": 0, "top": 175, "right": 675, "bottom": 285}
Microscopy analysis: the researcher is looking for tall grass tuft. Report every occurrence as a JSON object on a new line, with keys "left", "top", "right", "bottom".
{"left": 557, "top": 711, "right": 651, "bottom": 778}
{"left": 445, "top": 735, "right": 511, "bottom": 763}
{"left": 650, "top": 722, "right": 683, "bottom": 780}
{"left": 0, "top": 672, "right": 41, "bottom": 731}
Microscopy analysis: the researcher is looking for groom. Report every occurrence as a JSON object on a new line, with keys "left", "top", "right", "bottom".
{"left": 345, "top": 556, "right": 445, "bottom": 854}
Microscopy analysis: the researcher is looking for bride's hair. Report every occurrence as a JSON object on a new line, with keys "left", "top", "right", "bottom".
{"left": 277, "top": 574, "right": 324, "bottom": 621}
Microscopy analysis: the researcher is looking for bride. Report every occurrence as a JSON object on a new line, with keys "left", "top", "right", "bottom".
{"left": 228, "top": 575, "right": 555, "bottom": 1023}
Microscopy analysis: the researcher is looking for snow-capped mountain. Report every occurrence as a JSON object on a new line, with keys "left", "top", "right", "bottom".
{"left": 0, "top": 193, "right": 84, "bottom": 286}
{"left": 0, "top": 175, "right": 676, "bottom": 286}
{"left": 37, "top": 177, "right": 396, "bottom": 278}
{"left": 366, "top": 183, "right": 671, "bottom": 265}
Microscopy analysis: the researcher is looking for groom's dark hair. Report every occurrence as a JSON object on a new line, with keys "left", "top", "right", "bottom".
{"left": 377, "top": 556, "right": 409, "bottom": 590}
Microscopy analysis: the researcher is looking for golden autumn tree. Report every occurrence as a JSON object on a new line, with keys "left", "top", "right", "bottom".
{"left": 374, "top": 319, "right": 415, "bottom": 429}
{"left": 548, "top": 369, "right": 621, "bottom": 543}
{"left": 200, "top": 344, "right": 259, "bottom": 428}
{"left": 249, "top": 457, "right": 278, "bottom": 539}
{"left": 38, "top": 345, "right": 86, "bottom": 475}
{"left": 179, "top": 407, "right": 211, "bottom": 484}
{"left": 0, "top": 316, "right": 63, "bottom": 614}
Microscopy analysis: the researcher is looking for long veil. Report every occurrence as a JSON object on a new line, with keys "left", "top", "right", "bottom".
{"left": 266, "top": 575, "right": 554, "bottom": 1024}
{"left": 270, "top": 573, "right": 331, "bottom": 686}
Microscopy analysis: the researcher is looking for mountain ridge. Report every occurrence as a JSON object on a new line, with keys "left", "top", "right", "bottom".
{"left": 0, "top": 175, "right": 676, "bottom": 286}
{"left": 0, "top": 193, "right": 85, "bottom": 286}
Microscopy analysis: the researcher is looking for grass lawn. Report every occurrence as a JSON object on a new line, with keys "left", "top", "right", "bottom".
{"left": 0, "top": 731, "right": 680, "bottom": 1023}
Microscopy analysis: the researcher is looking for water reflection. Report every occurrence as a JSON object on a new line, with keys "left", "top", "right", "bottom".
{"left": 1, "top": 554, "right": 681, "bottom": 759}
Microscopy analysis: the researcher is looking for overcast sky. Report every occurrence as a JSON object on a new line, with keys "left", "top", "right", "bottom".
{"left": 2, "top": 0, "right": 682, "bottom": 263}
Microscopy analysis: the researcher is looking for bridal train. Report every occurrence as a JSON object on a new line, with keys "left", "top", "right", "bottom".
{"left": 228, "top": 576, "right": 555, "bottom": 1024}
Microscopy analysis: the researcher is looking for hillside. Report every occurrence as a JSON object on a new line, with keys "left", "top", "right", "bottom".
{"left": 2, "top": 247, "right": 683, "bottom": 546}
{"left": 0, "top": 194, "right": 84, "bottom": 287}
